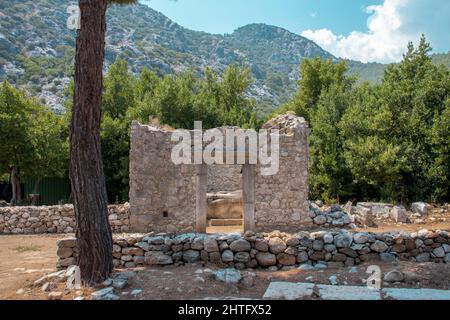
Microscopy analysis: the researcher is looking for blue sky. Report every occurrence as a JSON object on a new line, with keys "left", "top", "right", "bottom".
{"left": 143, "top": 0, "right": 383, "bottom": 36}
{"left": 141, "top": 0, "right": 450, "bottom": 63}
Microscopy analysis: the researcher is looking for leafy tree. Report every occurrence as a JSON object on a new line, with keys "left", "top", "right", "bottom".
{"left": 429, "top": 100, "right": 450, "bottom": 202}
{"left": 309, "top": 84, "right": 352, "bottom": 202}
{"left": 0, "top": 81, "right": 68, "bottom": 204}
{"left": 286, "top": 58, "right": 351, "bottom": 122}
{"left": 28, "top": 106, "right": 68, "bottom": 199}
{"left": 340, "top": 36, "right": 450, "bottom": 203}
{"left": 103, "top": 58, "right": 136, "bottom": 118}
{"left": 0, "top": 81, "right": 35, "bottom": 204}
{"left": 101, "top": 58, "right": 136, "bottom": 202}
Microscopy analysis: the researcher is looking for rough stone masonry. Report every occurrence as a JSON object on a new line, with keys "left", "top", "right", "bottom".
{"left": 128, "top": 113, "right": 311, "bottom": 234}
{"left": 56, "top": 229, "right": 450, "bottom": 269}
{"left": 0, "top": 204, "right": 130, "bottom": 234}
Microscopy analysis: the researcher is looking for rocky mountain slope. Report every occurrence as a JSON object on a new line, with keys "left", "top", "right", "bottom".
{"left": 1, "top": 0, "right": 449, "bottom": 114}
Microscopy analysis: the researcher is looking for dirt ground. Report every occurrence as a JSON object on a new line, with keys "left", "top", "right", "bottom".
{"left": 0, "top": 234, "right": 63, "bottom": 299}
{"left": 0, "top": 210, "right": 449, "bottom": 300}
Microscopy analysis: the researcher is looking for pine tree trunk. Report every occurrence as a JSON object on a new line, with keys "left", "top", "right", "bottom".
{"left": 70, "top": 0, "right": 112, "bottom": 285}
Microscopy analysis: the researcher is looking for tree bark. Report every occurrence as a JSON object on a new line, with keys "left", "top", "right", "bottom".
{"left": 30, "top": 177, "right": 42, "bottom": 205}
{"left": 70, "top": 0, "right": 112, "bottom": 285}
{"left": 10, "top": 167, "right": 21, "bottom": 206}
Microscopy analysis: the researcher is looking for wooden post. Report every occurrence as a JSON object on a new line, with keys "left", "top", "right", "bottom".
{"left": 195, "top": 164, "right": 207, "bottom": 233}
{"left": 242, "top": 164, "right": 255, "bottom": 232}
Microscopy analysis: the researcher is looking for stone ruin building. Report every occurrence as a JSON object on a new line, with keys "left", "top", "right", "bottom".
{"left": 129, "top": 113, "right": 311, "bottom": 234}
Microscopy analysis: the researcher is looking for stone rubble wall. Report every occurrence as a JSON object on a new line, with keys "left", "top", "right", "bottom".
{"left": 207, "top": 165, "right": 242, "bottom": 193}
{"left": 129, "top": 122, "right": 197, "bottom": 234}
{"left": 254, "top": 117, "right": 311, "bottom": 231}
{"left": 56, "top": 229, "right": 449, "bottom": 270}
{"left": 0, "top": 204, "right": 130, "bottom": 234}
{"left": 129, "top": 114, "right": 313, "bottom": 234}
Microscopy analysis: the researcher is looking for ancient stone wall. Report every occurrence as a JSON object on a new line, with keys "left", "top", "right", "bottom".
{"left": 129, "top": 114, "right": 311, "bottom": 234}
{"left": 56, "top": 229, "right": 450, "bottom": 269}
{"left": 207, "top": 165, "right": 242, "bottom": 193}
{"left": 129, "top": 122, "right": 197, "bottom": 234}
{"left": 0, "top": 204, "right": 130, "bottom": 234}
{"left": 254, "top": 115, "right": 311, "bottom": 231}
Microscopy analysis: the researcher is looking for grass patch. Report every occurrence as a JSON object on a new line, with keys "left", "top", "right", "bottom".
{"left": 12, "top": 245, "right": 43, "bottom": 253}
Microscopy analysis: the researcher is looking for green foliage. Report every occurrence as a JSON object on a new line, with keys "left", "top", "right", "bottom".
{"left": 286, "top": 58, "right": 352, "bottom": 123}
{"left": 103, "top": 58, "right": 136, "bottom": 118}
{"left": 97, "top": 59, "right": 259, "bottom": 202}
{"left": 280, "top": 36, "right": 450, "bottom": 203}
{"left": 309, "top": 84, "right": 352, "bottom": 202}
{"left": 0, "top": 81, "right": 68, "bottom": 186}
{"left": 128, "top": 63, "right": 259, "bottom": 129}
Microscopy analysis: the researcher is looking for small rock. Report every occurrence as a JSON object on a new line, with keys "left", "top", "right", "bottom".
{"left": 204, "top": 237, "right": 219, "bottom": 253}
{"left": 384, "top": 270, "right": 404, "bottom": 283}
{"left": 144, "top": 251, "right": 173, "bottom": 265}
{"left": 214, "top": 269, "right": 242, "bottom": 284}
{"left": 277, "top": 253, "right": 296, "bottom": 266}
{"left": 254, "top": 239, "right": 269, "bottom": 251}
{"left": 48, "top": 291, "right": 63, "bottom": 300}
{"left": 298, "top": 264, "right": 315, "bottom": 271}
{"left": 229, "top": 239, "right": 251, "bottom": 252}
{"left": 131, "top": 289, "right": 142, "bottom": 296}
{"left": 370, "top": 240, "right": 389, "bottom": 253}
{"left": 323, "top": 233, "right": 334, "bottom": 244}
{"left": 41, "top": 282, "right": 55, "bottom": 292}
{"left": 182, "top": 250, "right": 200, "bottom": 263}
{"left": 411, "top": 202, "right": 429, "bottom": 216}
{"left": 329, "top": 275, "right": 338, "bottom": 285}
{"left": 113, "top": 278, "right": 127, "bottom": 290}
{"left": 433, "top": 247, "right": 446, "bottom": 258}
{"left": 416, "top": 253, "right": 431, "bottom": 262}
{"left": 353, "top": 232, "right": 370, "bottom": 244}
{"left": 297, "top": 251, "right": 309, "bottom": 263}
{"left": 349, "top": 267, "right": 358, "bottom": 273}
{"left": 334, "top": 234, "right": 353, "bottom": 248}
{"left": 222, "top": 250, "right": 234, "bottom": 262}
{"left": 380, "top": 253, "right": 397, "bottom": 262}
{"left": 102, "top": 278, "right": 113, "bottom": 287}
{"left": 91, "top": 287, "right": 115, "bottom": 300}
{"left": 256, "top": 252, "right": 277, "bottom": 266}
{"left": 313, "top": 215, "right": 327, "bottom": 225}
{"left": 268, "top": 237, "right": 287, "bottom": 254}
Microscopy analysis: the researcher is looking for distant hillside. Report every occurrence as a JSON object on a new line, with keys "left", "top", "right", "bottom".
{"left": 0, "top": 0, "right": 449, "bottom": 114}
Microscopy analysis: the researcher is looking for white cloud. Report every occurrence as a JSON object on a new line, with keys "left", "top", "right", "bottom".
{"left": 301, "top": 0, "right": 450, "bottom": 63}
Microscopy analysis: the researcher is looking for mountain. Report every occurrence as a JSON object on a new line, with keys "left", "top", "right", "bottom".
{"left": 1, "top": 0, "right": 449, "bottom": 114}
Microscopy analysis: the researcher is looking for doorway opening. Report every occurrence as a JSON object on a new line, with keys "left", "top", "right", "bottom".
{"left": 196, "top": 164, "right": 254, "bottom": 234}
